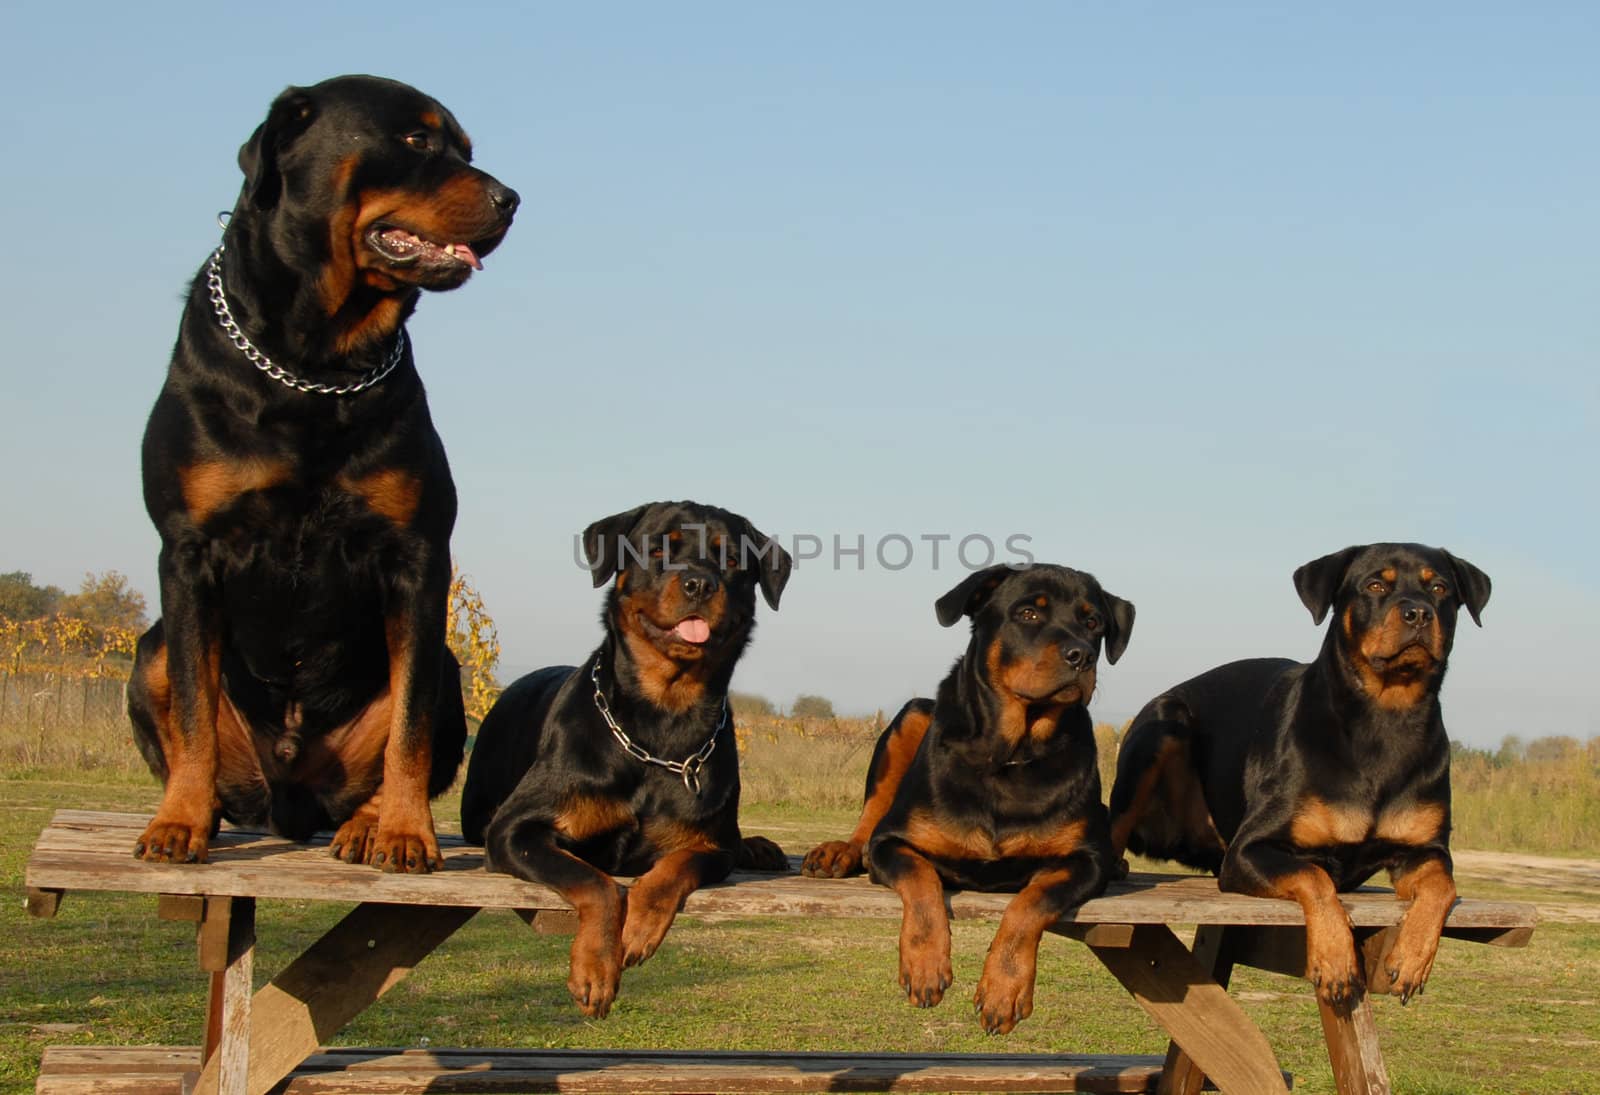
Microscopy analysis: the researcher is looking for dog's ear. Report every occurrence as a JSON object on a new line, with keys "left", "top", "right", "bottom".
{"left": 735, "top": 517, "right": 792, "bottom": 611}
{"left": 237, "top": 87, "right": 316, "bottom": 211}
{"left": 1099, "top": 590, "right": 1136, "bottom": 665}
{"left": 1292, "top": 546, "right": 1364, "bottom": 626}
{"left": 581, "top": 504, "right": 652, "bottom": 588}
{"left": 1441, "top": 550, "right": 1491, "bottom": 627}
{"left": 934, "top": 565, "right": 1018, "bottom": 628}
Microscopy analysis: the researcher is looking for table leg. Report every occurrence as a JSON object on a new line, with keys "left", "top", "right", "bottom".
{"left": 1156, "top": 924, "right": 1235, "bottom": 1095}
{"left": 1319, "top": 990, "right": 1392, "bottom": 1095}
{"left": 190, "top": 901, "right": 477, "bottom": 1095}
{"left": 1090, "top": 923, "right": 1289, "bottom": 1095}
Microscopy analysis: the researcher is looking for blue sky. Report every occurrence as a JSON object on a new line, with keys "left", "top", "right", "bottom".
{"left": 2, "top": 3, "right": 1595, "bottom": 746}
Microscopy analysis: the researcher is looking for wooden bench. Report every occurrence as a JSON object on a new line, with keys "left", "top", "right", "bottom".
{"left": 26, "top": 809, "right": 1536, "bottom": 1095}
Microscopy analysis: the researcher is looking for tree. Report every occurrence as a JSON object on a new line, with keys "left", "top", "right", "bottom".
{"left": 730, "top": 692, "right": 776, "bottom": 719}
{"left": 57, "top": 571, "right": 149, "bottom": 630}
{"left": 0, "top": 571, "right": 63, "bottom": 621}
{"left": 791, "top": 694, "right": 835, "bottom": 719}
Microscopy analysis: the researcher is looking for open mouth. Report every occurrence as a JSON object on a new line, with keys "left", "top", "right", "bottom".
{"left": 635, "top": 611, "right": 714, "bottom": 648}
{"left": 365, "top": 225, "right": 487, "bottom": 271}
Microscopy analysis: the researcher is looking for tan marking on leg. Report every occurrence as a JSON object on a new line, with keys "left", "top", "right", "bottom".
{"left": 138, "top": 637, "right": 222, "bottom": 863}
{"left": 975, "top": 865, "right": 1074, "bottom": 1033}
{"left": 1379, "top": 858, "right": 1456, "bottom": 1002}
{"left": 803, "top": 705, "right": 931, "bottom": 878}
{"left": 1261, "top": 864, "right": 1361, "bottom": 1006}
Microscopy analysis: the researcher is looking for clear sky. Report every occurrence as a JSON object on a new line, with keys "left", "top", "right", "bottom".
{"left": 2, "top": 3, "right": 1595, "bottom": 747}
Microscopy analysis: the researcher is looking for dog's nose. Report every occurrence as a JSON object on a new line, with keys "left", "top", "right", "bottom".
{"left": 680, "top": 574, "right": 719, "bottom": 601}
{"left": 1401, "top": 602, "right": 1433, "bottom": 628}
{"left": 1063, "top": 645, "right": 1094, "bottom": 669}
{"left": 487, "top": 182, "right": 520, "bottom": 217}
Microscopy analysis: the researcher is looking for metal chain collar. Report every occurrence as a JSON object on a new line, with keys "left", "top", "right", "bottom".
{"left": 205, "top": 244, "right": 406, "bottom": 396}
{"left": 591, "top": 658, "right": 724, "bottom": 796}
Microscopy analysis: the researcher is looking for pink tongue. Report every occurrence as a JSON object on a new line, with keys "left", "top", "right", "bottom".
{"left": 674, "top": 617, "right": 711, "bottom": 644}
{"left": 450, "top": 243, "right": 483, "bottom": 270}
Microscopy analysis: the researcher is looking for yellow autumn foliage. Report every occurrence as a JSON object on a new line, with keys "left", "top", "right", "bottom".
{"left": 447, "top": 565, "right": 502, "bottom": 721}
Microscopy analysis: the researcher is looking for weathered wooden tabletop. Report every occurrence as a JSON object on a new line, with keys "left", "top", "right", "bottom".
{"left": 23, "top": 809, "right": 1540, "bottom": 935}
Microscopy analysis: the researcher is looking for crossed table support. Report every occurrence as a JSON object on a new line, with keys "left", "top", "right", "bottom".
{"left": 26, "top": 810, "right": 1536, "bottom": 1095}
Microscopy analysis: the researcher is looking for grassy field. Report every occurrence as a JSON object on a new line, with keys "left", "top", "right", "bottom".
{"left": 5, "top": 761, "right": 1599, "bottom": 1095}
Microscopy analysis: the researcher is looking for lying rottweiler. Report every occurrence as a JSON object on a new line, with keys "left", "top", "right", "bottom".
{"left": 803, "top": 563, "right": 1133, "bottom": 1034}
{"left": 127, "top": 75, "right": 517, "bottom": 872}
{"left": 461, "top": 501, "right": 793, "bottom": 1018}
{"left": 1107, "top": 543, "right": 1490, "bottom": 1007}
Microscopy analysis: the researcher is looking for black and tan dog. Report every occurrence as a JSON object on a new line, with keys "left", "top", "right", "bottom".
{"left": 803, "top": 563, "right": 1133, "bottom": 1034}
{"left": 128, "top": 75, "right": 517, "bottom": 872}
{"left": 461, "top": 501, "right": 792, "bottom": 1018}
{"left": 1107, "top": 543, "right": 1490, "bottom": 1007}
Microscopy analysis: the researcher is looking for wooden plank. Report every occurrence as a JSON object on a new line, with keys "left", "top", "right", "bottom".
{"left": 38, "top": 1044, "right": 1244, "bottom": 1093}
{"left": 24, "top": 811, "right": 1538, "bottom": 932}
{"left": 1091, "top": 924, "right": 1289, "bottom": 1095}
{"left": 189, "top": 902, "right": 477, "bottom": 1095}
{"left": 1318, "top": 992, "right": 1391, "bottom": 1095}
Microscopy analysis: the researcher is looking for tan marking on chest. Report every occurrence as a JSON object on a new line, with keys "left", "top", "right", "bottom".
{"left": 1375, "top": 802, "right": 1447, "bottom": 846}
{"left": 1292, "top": 797, "right": 1448, "bottom": 847}
{"left": 340, "top": 468, "right": 423, "bottom": 526}
{"left": 179, "top": 458, "right": 292, "bottom": 525}
{"left": 555, "top": 797, "right": 635, "bottom": 842}
{"left": 1290, "top": 796, "right": 1372, "bottom": 847}
{"left": 905, "top": 810, "right": 1087, "bottom": 862}
{"left": 642, "top": 817, "right": 719, "bottom": 855}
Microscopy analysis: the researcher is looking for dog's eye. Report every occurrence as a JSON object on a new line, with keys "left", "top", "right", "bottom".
{"left": 403, "top": 131, "right": 432, "bottom": 151}
{"left": 1083, "top": 614, "right": 1102, "bottom": 631}
{"left": 1429, "top": 581, "right": 1449, "bottom": 596}
{"left": 1366, "top": 580, "right": 1387, "bottom": 594}
{"left": 1016, "top": 606, "right": 1042, "bottom": 624}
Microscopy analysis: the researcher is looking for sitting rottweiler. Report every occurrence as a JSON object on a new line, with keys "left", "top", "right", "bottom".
{"left": 803, "top": 563, "right": 1133, "bottom": 1034}
{"left": 461, "top": 501, "right": 793, "bottom": 1018}
{"left": 1107, "top": 543, "right": 1490, "bottom": 1007}
{"left": 128, "top": 75, "right": 518, "bottom": 871}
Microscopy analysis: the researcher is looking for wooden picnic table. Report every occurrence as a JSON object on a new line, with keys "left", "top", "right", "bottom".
{"left": 26, "top": 809, "right": 1536, "bottom": 1095}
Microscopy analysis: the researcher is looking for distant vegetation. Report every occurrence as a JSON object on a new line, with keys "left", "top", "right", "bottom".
{"left": 4, "top": 567, "right": 1595, "bottom": 855}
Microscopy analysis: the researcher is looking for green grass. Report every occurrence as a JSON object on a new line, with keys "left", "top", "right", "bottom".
{"left": 5, "top": 775, "right": 1600, "bottom": 1095}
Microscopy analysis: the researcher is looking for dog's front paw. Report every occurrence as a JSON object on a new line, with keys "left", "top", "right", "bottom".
{"left": 898, "top": 933, "right": 953, "bottom": 1008}
{"left": 1307, "top": 931, "right": 1364, "bottom": 1008}
{"left": 329, "top": 813, "right": 378, "bottom": 865}
{"left": 370, "top": 824, "right": 443, "bottom": 873}
{"left": 568, "top": 932, "right": 623, "bottom": 1019}
{"left": 1373, "top": 925, "right": 1442, "bottom": 1004}
{"left": 973, "top": 954, "right": 1036, "bottom": 1035}
{"left": 737, "top": 834, "right": 789, "bottom": 871}
{"left": 801, "top": 840, "right": 863, "bottom": 878}
{"left": 134, "top": 813, "right": 212, "bottom": 864}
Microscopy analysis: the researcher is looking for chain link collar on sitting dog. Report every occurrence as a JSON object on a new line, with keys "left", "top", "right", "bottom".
{"left": 205, "top": 216, "right": 405, "bottom": 396}
{"left": 590, "top": 656, "right": 724, "bottom": 796}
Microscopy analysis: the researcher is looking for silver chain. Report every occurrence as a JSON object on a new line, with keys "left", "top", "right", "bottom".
{"left": 591, "top": 658, "right": 724, "bottom": 796}
{"left": 205, "top": 245, "right": 405, "bottom": 396}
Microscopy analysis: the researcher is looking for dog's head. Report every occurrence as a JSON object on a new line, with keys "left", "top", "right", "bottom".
{"left": 232, "top": 75, "right": 518, "bottom": 346}
{"left": 937, "top": 563, "right": 1134, "bottom": 715}
{"left": 1293, "top": 543, "right": 1490, "bottom": 710}
{"left": 582, "top": 501, "right": 791, "bottom": 698}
